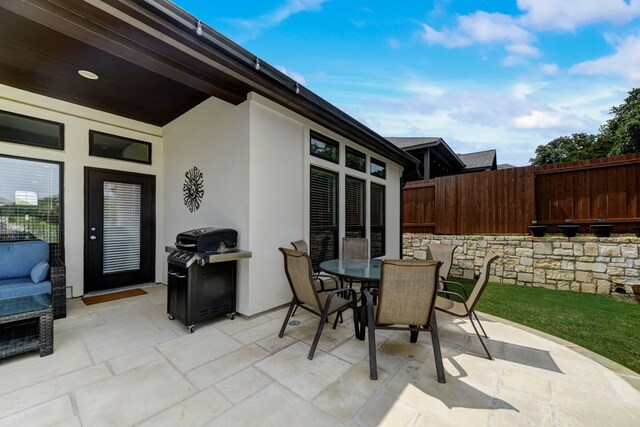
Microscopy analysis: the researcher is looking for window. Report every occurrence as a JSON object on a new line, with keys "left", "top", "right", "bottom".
{"left": 0, "top": 110, "right": 64, "bottom": 150}
{"left": 345, "top": 146, "right": 366, "bottom": 172}
{"left": 310, "top": 166, "right": 339, "bottom": 270}
{"left": 345, "top": 176, "right": 365, "bottom": 238}
{"left": 89, "top": 130, "right": 152, "bottom": 164}
{"left": 371, "top": 158, "right": 386, "bottom": 179}
{"left": 310, "top": 131, "right": 338, "bottom": 164}
{"left": 0, "top": 155, "right": 62, "bottom": 245}
{"left": 370, "top": 183, "right": 385, "bottom": 258}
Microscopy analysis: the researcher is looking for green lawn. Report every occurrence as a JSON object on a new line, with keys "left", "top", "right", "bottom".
{"left": 448, "top": 278, "right": 640, "bottom": 374}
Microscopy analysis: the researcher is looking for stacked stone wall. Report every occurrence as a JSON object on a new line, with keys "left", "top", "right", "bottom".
{"left": 403, "top": 233, "right": 640, "bottom": 295}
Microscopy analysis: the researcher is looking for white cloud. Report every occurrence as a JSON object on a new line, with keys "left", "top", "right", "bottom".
{"left": 421, "top": 11, "right": 533, "bottom": 47}
{"left": 275, "top": 65, "right": 307, "bottom": 85}
{"left": 513, "top": 110, "right": 587, "bottom": 130}
{"left": 505, "top": 43, "right": 539, "bottom": 57}
{"left": 539, "top": 63, "right": 559, "bottom": 75}
{"left": 517, "top": 0, "right": 640, "bottom": 31}
{"left": 235, "top": 0, "right": 328, "bottom": 39}
{"left": 571, "top": 35, "right": 640, "bottom": 82}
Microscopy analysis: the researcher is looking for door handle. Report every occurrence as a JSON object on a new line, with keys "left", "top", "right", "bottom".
{"left": 90, "top": 235, "right": 97, "bottom": 240}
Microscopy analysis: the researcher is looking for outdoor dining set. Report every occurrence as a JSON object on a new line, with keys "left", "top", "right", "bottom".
{"left": 278, "top": 238, "right": 499, "bottom": 384}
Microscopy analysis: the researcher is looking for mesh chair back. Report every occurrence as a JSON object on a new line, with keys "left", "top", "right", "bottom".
{"left": 279, "top": 248, "right": 321, "bottom": 311}
{"left": 376, "top": 259, "right": 441, "bottom": 326}
{"left": 291, "top": 240, "right": 309, "bottom": 254}
{"left": 465, "top": 251, "right": 499, "bottom": 312}
{"left": 428, "top": 243, "right": 458, "bottom": 280}
{"left": 343, "top": 238, "right": 368, "bottom": 259}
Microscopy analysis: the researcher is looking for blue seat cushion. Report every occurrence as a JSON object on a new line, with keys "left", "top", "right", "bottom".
{"left": 0, "top": 240, "right": 49, "bottom": 280}
{"left": 0, "top": 277, "right": 52, "bottom": 299}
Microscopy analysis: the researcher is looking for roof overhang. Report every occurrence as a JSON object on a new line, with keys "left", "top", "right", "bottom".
{"left": 0, "top": 0, "right": 417, "bottom": 169}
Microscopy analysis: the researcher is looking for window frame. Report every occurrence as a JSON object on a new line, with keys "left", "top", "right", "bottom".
{"left": 345, "top": 175, "right": 366, "bottom": 239}
{"left": 370, "top": 157, "right": 386, "bottom": 179}
{"left": 370, "top": 182, "right": 385, "bottom": 258}
{"left": 0, "top": 109, "right": 64, "bottom": 150}
{"left": 309, "top": 165, "right": 339, "bottom": 270}
{"left": 310, "top": 130, "right": 339, "bottom": 164}
{"left": 345, "top": 146, "right": 366, "bottom": 172}
{"left": 89, "top": 130, "right": 152, "bottom": 165}
{"left": 0, "top": 153, "right": 65, "bottom": 255}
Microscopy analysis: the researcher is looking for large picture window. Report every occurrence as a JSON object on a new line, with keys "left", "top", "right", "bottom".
{"left": 370, "top": 183, "right": 385, "bottom": 258}
{"left": 345, "top": 176, "right": 365, "bottom": 238}
{"left": 310, "top": 166, "right": 339, "bottom": 270}
{"left": 0, "top": 155, "right": 62, "bottom": 245}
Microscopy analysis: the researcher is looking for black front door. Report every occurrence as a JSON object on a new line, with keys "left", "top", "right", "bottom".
{"left": 84, "top": 168, "right": 155, "bottom": 293}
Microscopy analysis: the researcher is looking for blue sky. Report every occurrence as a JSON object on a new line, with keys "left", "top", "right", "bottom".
{"left": 173, "top": 0, "right": 640, "bottom": 166}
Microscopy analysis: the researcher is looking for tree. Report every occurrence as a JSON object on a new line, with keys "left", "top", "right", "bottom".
{"left": 529, "top": 88, "right": 640, "bottom": 165}
{"left": 529, "top": 133, "right": 605, "bottom": 165}
{"left": 602, "top": 88, "right": 640, "bottom": 155}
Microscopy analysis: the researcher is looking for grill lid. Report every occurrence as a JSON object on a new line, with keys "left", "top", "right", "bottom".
{"left": 175, "top": 227, "right": 237, "bottom": 253}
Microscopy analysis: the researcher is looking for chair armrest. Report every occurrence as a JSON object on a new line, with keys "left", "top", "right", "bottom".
{"left": 441, "top": 280, "right": 468, "bottom": 299}
{"left": 437, "top": 290, "right": 471, "bottom": 311}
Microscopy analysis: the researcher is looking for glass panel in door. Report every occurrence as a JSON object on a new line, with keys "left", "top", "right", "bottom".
{"left": 102, "top": 181, "right": 141, "bottom": 274}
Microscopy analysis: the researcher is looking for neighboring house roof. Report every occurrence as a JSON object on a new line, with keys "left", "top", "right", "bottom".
{"left": 497, "top": 163, "right": 516, "bottom": 169}
{"left": 386, "top": 137, "right": 465, "bottom": 171}
{"left": 457, "top": 149, "right": 497, "bottom": 171}
{"left": 0, "top": 0, "right": 417, "bottom": 170}
{"left": 387, "top": 137, "right": 499, "bottom": 178}
{"left": 386, "top": 137, "right": 443, "bottom": 150}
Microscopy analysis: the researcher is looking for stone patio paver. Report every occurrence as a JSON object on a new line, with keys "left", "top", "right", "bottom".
{"left": 0, "top": 284, "right": 639, "bottom": 426}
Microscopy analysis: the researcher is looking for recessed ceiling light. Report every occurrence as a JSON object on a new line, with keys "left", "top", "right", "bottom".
{"left": 78, "top": 70, "right": 99, "bottom": 80}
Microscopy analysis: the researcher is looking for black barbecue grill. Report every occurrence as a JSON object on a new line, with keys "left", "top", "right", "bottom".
{"left": 166, "top": 227, "right": 251, "bottom": 333}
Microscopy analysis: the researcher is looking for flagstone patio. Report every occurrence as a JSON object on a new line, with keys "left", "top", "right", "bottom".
{"left": 1, "top": 284, "right": 639, "bottom": 426}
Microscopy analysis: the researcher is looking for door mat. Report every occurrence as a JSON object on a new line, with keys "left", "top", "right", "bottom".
{"left": 82, "top": 288, "right": 147, "bottom": 305}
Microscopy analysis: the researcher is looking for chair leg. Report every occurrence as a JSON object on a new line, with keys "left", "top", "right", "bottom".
{"left": 279, "top": 300, "right": 296, "bottom": 338}
{"left": 332, "top": 311, "right": 340, "bottom": 329}
{"left": 309, "top": 309, "right": 329, "bottom": 360}
{"left": 429, "top": 313, "right": 446, "bottom": 384}
{"left": 409, "top": 326, "right": 419, "bottom": 343}
{"left": 472, "top": 311, "right": 488, "bottom": 338}
{"left": 469, "top": 313, "right": 492, "bottom": 360}
{"left": 366, "top": 298, "right": 378, "bottom": 380}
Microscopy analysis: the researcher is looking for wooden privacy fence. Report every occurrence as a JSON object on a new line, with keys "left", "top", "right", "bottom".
{"left": 403, "top": 153, "right": 640, "bottom": 234}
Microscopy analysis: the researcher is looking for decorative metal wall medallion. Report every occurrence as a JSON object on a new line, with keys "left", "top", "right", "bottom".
{"left": 183, "top": 166, "right": 204, "bottom": 212}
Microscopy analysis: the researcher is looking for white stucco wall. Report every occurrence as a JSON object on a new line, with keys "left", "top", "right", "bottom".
{"left": 1, "top": 83, "right": 403, "bottom": 315}
{"left": 161, "top": 96, "right": 251, "bottom": 310}
{"left": 246, "top": 100, "right": 305, "bottom": 315}
{"left": 161, "top": 92, "right": 403, "bottom": 316}
{"left": 0, "top": 84, "right": 164, "bottom": 298}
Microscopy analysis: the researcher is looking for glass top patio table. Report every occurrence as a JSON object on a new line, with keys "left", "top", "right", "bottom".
{"left": 319, "top": 258, "right": 382, "bottom": 282}
{"left": 0, "top": 293, "right": 51, "bottom": 318}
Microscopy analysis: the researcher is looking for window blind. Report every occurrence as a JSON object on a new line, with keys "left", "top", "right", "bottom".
{"left": 310, "top": 166, "right": 338, "bottom": 270}
{"left": 0, "top": 155, "right": 61, "bottom": 243}
{"left": 345, "top": 176, "right": 365, "bottom": 238}
{"left": 103, "top": 181, "right": 141, "bottom": 274}
{"left": 370, "top": 183, "right": 385, "bottom": 258}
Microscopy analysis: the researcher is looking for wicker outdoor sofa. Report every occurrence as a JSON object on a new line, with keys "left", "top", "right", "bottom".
{"left": 0, "top": 239, "right": 66, "bottom": 319}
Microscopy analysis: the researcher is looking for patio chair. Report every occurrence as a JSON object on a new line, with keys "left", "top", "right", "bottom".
{"left": 342, "top": 237, "right": 370, "bottom": 291}
{"left": 291, "top": 239, "right": 339, "bottom": 291}
{"left": 361, "top": 259, "right": 445, "bottom": 383}
{"left": 342, "top": 237, "right": 368, "bottom": 259}
{"left": 427, "top": 243, "right": 458, "bottom": 286}
{"left": 435, "top": 251, "right": 499, "bottom": 360}
{"left": 278, "top": 248, "right": 359, "bottom": 360}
